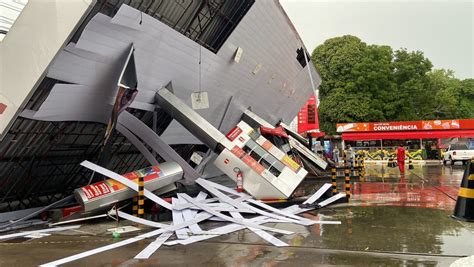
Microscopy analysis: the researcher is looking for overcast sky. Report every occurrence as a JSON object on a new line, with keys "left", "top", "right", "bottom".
{"left": 280, "top": 0, "right": 473, "bottom": 79}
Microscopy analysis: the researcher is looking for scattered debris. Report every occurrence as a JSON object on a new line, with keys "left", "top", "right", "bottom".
{"left": 0, "top": 225, "right": 81, "bottom": 241}
{"left": 49, "top": 214, "right": 108, "bottom": 227}
{"left": 106, "top": 226, "right": 140, "bottom": 234}
{"left": 0, "top": 219, "right": 48, "bottom": 233}
{"left": 38, "top": 160, "right": 343, "bottom": 266}
{"left": 0, "top": 196, "right": 75, "bottom": 231}
{"left": 24, "top": 233, "right": 51, "bottom": 239}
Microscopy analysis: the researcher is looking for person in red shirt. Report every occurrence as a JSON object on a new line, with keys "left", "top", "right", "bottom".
{"left": 397, "top": 144, "right": 406, "bottom": 173}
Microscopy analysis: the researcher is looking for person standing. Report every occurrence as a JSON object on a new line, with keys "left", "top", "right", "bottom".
{"left": 346, "top": 145, "right": 354, "bottom": 167}
{"left": 397, "top": 144, "right": 406, "bottom": 173}
{"left": 333, "top": 146, "right": 340, "bottom": 164}
{"left": 315, "top": 140, "right": 324, "bottom": 156}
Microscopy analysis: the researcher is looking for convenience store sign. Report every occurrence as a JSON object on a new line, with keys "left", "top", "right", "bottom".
{"left": 337, "top": 119, "right": 474, "bottom": 133}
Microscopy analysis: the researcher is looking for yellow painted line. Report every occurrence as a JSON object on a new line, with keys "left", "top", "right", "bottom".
{"left": 459, "top": 187, "right": 474, "bottom": 199}
{"left": 138, "top": 200, "right": 144, "bottom": 205}
{"left": 468, "top": 174, "right": 474, "bottom": 181}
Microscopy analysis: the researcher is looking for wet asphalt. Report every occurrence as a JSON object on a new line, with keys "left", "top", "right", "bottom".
{"left": 0, "top": 163, "right": 473, "bottom": 266}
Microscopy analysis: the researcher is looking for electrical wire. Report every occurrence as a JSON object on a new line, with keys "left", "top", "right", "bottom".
{"left": 195, "top": 44, "right": 203, "bottom": 103}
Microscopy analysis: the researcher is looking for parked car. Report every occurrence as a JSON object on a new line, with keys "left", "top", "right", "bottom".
{"left": 443, "top": 144, "right": 474, "bottom": 165}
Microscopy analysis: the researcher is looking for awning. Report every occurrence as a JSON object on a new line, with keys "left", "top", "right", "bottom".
{"left": 342, "top": 130, "right": 474, "bottom": 141}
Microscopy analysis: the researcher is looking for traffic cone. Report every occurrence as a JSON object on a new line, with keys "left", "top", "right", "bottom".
{"left": 452, "top": 159, "right": 474, "bottom": 222}
{"left": 408, "top": 158, "right": 414, "bottom": 170}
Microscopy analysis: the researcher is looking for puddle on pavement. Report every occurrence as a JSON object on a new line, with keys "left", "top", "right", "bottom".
{"left": 215, "top": 206, "right": 474, "bottom": 257}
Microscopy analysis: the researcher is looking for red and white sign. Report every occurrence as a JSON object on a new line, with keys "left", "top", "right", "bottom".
{"left": 108, "top": 166, "right": 162, "bottom": 191}
{"left": 337, "top": 119, "right": 474, "bottom": 133}
{"left": 226, "top": 126, "right": 243, "bottom": 141}
{"left": 297, "top": 95, "right": 319, "bottom": 134}
{"left": 81, "top": 181, "right": 113, "bottom": 200}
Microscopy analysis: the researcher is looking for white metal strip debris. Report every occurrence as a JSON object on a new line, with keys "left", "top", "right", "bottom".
{"left": 171, "top": 197, "right": 220, "bottom": 210}
{"left": 49, "top": 214, "right": 108, "bottom": 227}
{"left": 166, "top": 234, "right": 220, "bottom": 246}
{"left": 0, "top": 225, "right": 81, "bottom": 240}
{"left": 178, "top": 193, "right": 293, "bottom": 235}
{"left": 164, "top": 189, "right": 343, "bottom": 246}
{"left": 112, "top": 209, "right": 168, "bottom": 228}
{"left": 196, "top": 179, "right": 254, "bottom": 213}
{"left": 245, "top": 199, "right": 314, "bottom": 225}
{"left": 199, "top": 179, "right": 314, "bottom": 224}
{"left": 172, "top": 195, "right": 253, "bottom": 211}
{"left": 229, "top": 211, "right": 288, "bottom": 247}
{"left": 41, "top": 163, "right": 343, "bottom": 266}
{"left": 303, "top": 184, "right": 332, "bottom": 205}
{"left": 40, "top": 212, "right": 215, "bottom": 267}
{"left": 319, "top": 193, "right": 346, "bottom": 208}
{"left": 134, "top": 232, "right": 173, "bottom": 259}
{"left": 172, "top": 198, "right": 189, "bottom": 239}
{"left": 179, "top": 193, "right": 206, "bottom": 234}
{"left": 197, "top": 179, "right": 307, "bottom": 224}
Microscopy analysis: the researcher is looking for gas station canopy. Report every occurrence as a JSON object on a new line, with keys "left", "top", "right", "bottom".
{"left": 337, "top": 119, "right": 474, "bottom": 141}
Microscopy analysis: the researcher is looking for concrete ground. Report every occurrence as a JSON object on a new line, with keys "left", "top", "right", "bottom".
{"left": 1, "top": 164, "right": 473, "bottom": 266}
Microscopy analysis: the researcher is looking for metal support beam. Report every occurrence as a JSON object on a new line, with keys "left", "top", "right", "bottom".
{"left": 155, "top": 87, "right": 226, "bottom": 152}
{"left": 118, "top": 111, "right": 200, "bottom": 184}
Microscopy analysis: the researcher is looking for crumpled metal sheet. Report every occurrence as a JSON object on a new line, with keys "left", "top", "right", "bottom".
{"left": 41, "top": 2, "right": 320, "bottom": 145}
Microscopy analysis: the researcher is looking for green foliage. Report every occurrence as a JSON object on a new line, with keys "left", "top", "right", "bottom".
{"left": 312, "top": 35, "right": 367, "bottom": 97}
{"left": 313, "top": 35, "right": 473, "bottom": 134}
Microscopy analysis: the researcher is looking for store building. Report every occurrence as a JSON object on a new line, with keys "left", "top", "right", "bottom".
{"left": 336, "top": 119, "right": 474, "bottom": 160}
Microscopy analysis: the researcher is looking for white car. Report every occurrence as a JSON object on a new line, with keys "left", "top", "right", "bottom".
{"left": 443, "top": 144, "right": 474, "bottom": 165}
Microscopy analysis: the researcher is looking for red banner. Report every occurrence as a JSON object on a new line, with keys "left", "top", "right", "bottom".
{"left": 297, "top": 95, "right": 319, "bottom": 134}
{"left": 337, "top": 119, "right": 474, "bottom": 133}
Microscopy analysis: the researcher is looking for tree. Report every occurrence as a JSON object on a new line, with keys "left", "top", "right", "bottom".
{"left": 426, "top": 71, "right": 474, "bottom": 119}
{"left": 312, "top": 35, "right": 470, "bottom": 134}
{"left": 391, "top": 49, "right": 433, "bottom": 121}
{"left": 311, "top": 35, "right": 367, "bottom": 97}
{"left": 458, "top": 79, "right": 474, "bottom": 118}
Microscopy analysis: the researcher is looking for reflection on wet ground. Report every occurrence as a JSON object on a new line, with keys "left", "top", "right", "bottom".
{"left": 299, "top": 164, "right": 465, "bottom": 211}
{"left": 0, "top": 164, "right": 473, "bottom": 266}
{"left": 351, "top": 164, "right": 463, "bottom": 210}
